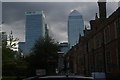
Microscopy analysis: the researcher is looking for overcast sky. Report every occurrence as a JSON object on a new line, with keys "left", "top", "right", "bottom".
{"left": 2, "top": 2, "right": 119, "bottom": 43}
{"left": 1, "top": 0, "right": 120, "bottom": 2}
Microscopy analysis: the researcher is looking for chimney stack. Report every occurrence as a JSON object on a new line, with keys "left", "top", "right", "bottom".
{"left": 98, "top": 0, "right": 106, "bottom": 18}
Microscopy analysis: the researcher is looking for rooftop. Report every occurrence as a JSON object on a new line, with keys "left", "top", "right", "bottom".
{"left": 69, "top": 10, "right": 82, "bottom": 16}
{"left": 25, "top": 11, "right": 43, "bottom": 15}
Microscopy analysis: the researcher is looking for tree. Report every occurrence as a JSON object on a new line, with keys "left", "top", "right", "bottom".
{"left": 27, "top": 36, "right": 60, "bottom": 76}
{"left": 2, "top": 40, "right": 17, "bottom": 76}
{"left": 7, "top": 31, "right": 19, "bottom": 50}
{"left": 2, "top": 31, "right": 28, "bottom": 76}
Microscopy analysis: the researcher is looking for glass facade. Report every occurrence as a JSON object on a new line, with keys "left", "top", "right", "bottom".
{"left": 68, "top": 10, "right": 84, "bottom": 48}
{"left": 18, "top": 42, "right": 25, "bottom": 54}
{"left": 59, "top": 42, "right": 69, "bottom": 54}
{"left": 25, "top": 11, "right": 45, "bottom": 55}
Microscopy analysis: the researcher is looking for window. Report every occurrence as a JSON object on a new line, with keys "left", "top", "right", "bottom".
{"left": 118, "top": 46, "right": 120, "bottom": 70}
{"left": 95, "top": 53, "right": 104, "bottom": 72}
{"left": 95, "top": 35, "right": 99, "bottom": 48}
{"left": 88, "top": 41, "right": 91, "bottom": 52}
{"left": 94, "top": 33, "right": 102, "bottom": 49}
{"left": 106, "top": 52, "right": 111, "bottom": 72}
{"left": 115, "top": 17, "right": 120, "bottom": 37}
{"left": 104, "top": 26, "right": 110, "bottom": 44}
{"left": 88, "top": 39, "right": 94, "bottom": 52}
{"left": 86, "top": 42, "right": 89, "bottom": 53}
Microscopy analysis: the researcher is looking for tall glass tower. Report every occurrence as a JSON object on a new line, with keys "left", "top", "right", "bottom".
{"left": 25, "top": 11, "right": 45, "bottom": 55}
{"left": 68, "top": 10, "right": 84, "bottom": 48}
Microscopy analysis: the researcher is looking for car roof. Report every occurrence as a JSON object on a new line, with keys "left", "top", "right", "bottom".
{"left": 23, "top": 76, "right": 94, "bottom": 80}
{"left": 40, "top": 76, "right": 94, "bottom": 79}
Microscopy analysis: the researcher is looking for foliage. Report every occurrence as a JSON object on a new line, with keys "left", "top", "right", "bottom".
{"left": 2, "top": 40, "right": 17, "bottom": 76}
{"left": 1, "top": 76, "right": 17, "bottom": 80}
{"left": 2, "top": 31, "right": 28, "bottom": 76}
{"left": 2, "top": 43, "right": 28, "bottom": 76}
{"left": 1, "top": 76, "right": 26, "bottom": 80}
{"left": 26, "top": 36, "right": 60, "bottom": 75}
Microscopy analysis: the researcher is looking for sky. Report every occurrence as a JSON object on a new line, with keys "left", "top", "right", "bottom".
{"left": 0, "top": 0, "right": 1, "bottom": 33}
{"left": 1, "top": 0, "right": 120, "bottom": 2}
{"left": 2, "top": 1, "right": 119, "bottom": 43}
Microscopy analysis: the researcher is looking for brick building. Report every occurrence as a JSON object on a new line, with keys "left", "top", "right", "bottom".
{"left": 65, "top": 1, "right": 120, "bottom": 79}
{"left": 65, "top": 36, "right": 86, "bottom": 75}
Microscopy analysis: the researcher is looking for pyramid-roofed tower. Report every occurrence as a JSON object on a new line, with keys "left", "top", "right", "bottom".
{"left": 68, "top": 9, "right": 84, "bottom": 49}
{"left": 69, "top": 10, "right": 82, "bottom": 16}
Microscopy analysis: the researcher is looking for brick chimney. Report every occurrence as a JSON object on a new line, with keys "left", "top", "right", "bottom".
{"left": 98, "top": 0, "right": 106, "bottom": 18}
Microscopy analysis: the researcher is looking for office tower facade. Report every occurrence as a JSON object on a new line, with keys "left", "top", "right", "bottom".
{"left": 25, "top": 11, "right": 46, "bottom": 55}
{"left": 18, "top": 42, "right": 25, "bottom": 54}
{"left": 0, "top": 32, "right": 7, "bottom": 47}
{"left": 68, "top": 10, "right": 84, "bottom": 48}
{"left": 1, "top": 32, "right": 7, "bottom": 41}
{"left": 59, "top": 42, "right": 69, "bottom": 54}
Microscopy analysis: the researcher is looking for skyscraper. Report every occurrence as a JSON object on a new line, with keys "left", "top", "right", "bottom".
{"left": 25, "top": 11, "right": 46, "bottom": 55}
{"left": 68, "top": 10, "right": 84, "bottom": 48}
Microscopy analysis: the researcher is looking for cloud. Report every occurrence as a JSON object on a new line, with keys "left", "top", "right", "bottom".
{"left": 2, "top": 2, "right": 118, "bottom": 43}
{"left": 2, "top": 20, "right": 25, "bottom": 41}
{"left": 49, "top": 22, "right": 67, "bottom": 42}
{"left": 0, "top": 1, "right": 2, "bottom": 25}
